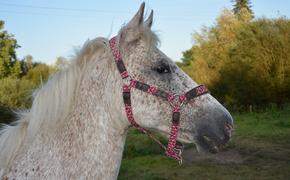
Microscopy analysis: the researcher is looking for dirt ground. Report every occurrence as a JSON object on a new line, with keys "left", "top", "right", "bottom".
{"left": 182, "top": 147, "right": 244, "bottom": 164}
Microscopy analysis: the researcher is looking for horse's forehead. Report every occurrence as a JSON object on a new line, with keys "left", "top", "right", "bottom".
{"left": 131, "top": 42, "right": 166, "bottom": 64}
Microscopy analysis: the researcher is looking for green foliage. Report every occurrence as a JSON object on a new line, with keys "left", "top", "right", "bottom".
{"left": 219, "top": 17, "right": 290, "bottom": 106}
{"left": 180, "top": 9, "right": 242, "bottom": 88}
{"left": 0, "top": 20, "right": 57, "bottom": 124}
{"left": 0, "top": 77, "right": 35, "bottom": 108}
{"left": 179, "top": 10, "right": 290, "bottom": 108}
{"left": 180, "top": 49, "right": 193, "bottom": 65}
{"left": 11, "top": 60, "right": 22, "bottom": 78}
{"left": 24, "top": 63, "right": 53, "bottom": 85}
{"left": 0, "top": 20, "right": 20, "bottom": 78}
{"left": 0, "top": 52, "right": 55, "bottom": 112}
{"left": 123, "top": 129, "right": 166, "bottom": 159}
{"left": 0, "top": 61, "right": 55, "bottom": 124}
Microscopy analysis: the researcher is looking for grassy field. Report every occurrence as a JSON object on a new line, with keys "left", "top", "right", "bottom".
{"left": 118, "top": 108, "right": 290, "bottom": 180}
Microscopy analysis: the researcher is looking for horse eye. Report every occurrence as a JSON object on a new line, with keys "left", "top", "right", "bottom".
{"left": 155, "top": 65, "right": 170, "bottom": 74}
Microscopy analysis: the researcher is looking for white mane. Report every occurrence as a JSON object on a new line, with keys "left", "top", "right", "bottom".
{"left": 0, "top": 23, "right": 159, "bottom": 176}
{"left": 0, "top": 37, "right": 108, "bottom": 175}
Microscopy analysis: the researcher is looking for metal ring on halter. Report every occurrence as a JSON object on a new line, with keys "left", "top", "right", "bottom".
{"left": 122, "top": 75, "right": 132, "bottom": 86}
{"left": 168, "top": 94, "right": 186, "bottom": 108}
{"left": 169, "top": 102, "right": 176, "bottom": 108}
{"left": 168, "top": 94, "right": 177, "bottom": 107}
{"left": 179, "top": 158, "right": 183, "bottom": 165}
{"left": 179, "top": 100, "right": 186, "bottom": 108}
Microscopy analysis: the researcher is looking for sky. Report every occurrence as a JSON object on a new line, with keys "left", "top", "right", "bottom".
{"left": 1, "top": 0, "right": 290, "bottom": 64}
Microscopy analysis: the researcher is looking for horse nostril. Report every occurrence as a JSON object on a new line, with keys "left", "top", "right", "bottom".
{"left": 210, "top": 145, "right": 219, "bottom": 153}
{"left": 222, "top": 111, "right": 234, "bottom": 138}
{"left": 224, "top": 113, "right": 234, "bottom": 128}
{"left": 221, "top": 123, "right": 232, "bottom": 145}
{"left": 225, "top": 123, "right": 233, "bottom": 134}
{"left": 221, "top": 118, "right": 233, "bottom": 145}
{"left": 202, "top": 136, "right": 219, "bottom": 153}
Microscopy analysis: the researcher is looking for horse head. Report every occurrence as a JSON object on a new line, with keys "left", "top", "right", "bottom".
{"left": 115, "top": 3, "right": 234, "bottom": 155}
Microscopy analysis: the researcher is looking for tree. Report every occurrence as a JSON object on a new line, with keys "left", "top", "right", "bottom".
{"left": 24, "top": 63, "right": 52, "bottom": 85}
{"left": 0, "top": 77, "right": 34, "bottom": 108}
{"left": 0, "top": 20, "right": 20, "bottom": 78}
{"left": 178, "top": 7, "right": 290, "bottom": 108}
{"left": 179, "top": 9, "right": 242, "bottom": 88}
{"left": 220, "top": 17, "right": 290, "bottom": 106}
{"left": 25, "top": 55, "right": 34, "bottom": 70}
{"left": 55, "top": 56, "right": 69, "bottom": 69}
{"left": 232, "top": 0, "right": 254, "bottom": 21}
{"left": 11, "top": 60, "right": 22, "bottom": 77}
{"left": 180, "top": 49, "right": 193, "bottom": 65}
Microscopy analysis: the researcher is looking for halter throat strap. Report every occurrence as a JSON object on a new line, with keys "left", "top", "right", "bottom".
{"left": 109, "top": 36, "right": 209, "bottom": 164}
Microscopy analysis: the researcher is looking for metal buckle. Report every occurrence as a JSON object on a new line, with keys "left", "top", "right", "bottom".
{"left": 179, "top": 101, "right": 185, "bottom": 108}
{"left": 176, "top": 142, "right": 184, "bottom": 165}
{"left": 168, "top": 94, "right": 178, "bottom": 107}
{"left": 122, "top": 75, "right": 132, "bottom": 86}
{"left": 174, "top": 148, "right": 183, "bottom": 165}
{"left": 179, "top": 158, "right": 183, "bottom": 165}
{"left": 168, "top": 94, "right": 186, "bottom": 109}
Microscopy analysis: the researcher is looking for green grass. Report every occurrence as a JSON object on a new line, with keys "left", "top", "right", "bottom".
{"left": 118, "top": 108, "right": 290, "bottom": 180}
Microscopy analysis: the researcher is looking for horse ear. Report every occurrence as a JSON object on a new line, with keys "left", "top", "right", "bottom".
{"left": 120, "top": 3, "right": 145, "bottom": 44}
{"left": 144, "top": 10, "right": 153, "bottom": 28}
{"left": 128, "top": 2, "right": 145, "bottom": 28}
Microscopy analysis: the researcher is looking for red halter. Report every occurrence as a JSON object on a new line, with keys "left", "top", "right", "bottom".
{"left": 109, "top": 36, "right": 209, "bottom": 164}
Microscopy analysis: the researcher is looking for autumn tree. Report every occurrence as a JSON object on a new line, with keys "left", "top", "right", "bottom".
{"left": 179, "top": 9, "right": 243, "bottom": 88}
{"left": 219, "top": 17, "right": 290, "bottom": 106}
{"left": 180, "top": 49, "right": 193, "bottom": 65}
{"left": 178, "top": 7, "right": 290, "bottom": 108}
{"left": 0, "top": 20, "right": 20, "bottom": 78}
{"left": 0, "top": 77, "right": 34, "bottom": 108}
{"left": 0, "top": 20, "right": 58, "bottom": 124}
{"left": 24, "top": 63, "right": 52, "bottom": 85}
{"left": 232, "top": 0, "right": 254, "bottom": 21}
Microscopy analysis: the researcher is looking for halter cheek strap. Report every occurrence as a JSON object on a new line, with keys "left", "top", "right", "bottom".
{"left": 109, "top": 36, "right": 209, "bottom": 164}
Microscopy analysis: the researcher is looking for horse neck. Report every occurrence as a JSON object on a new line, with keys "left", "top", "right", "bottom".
{"left": 58, "top": 101, "right": 128, "bottom": 179}
{"left": 7, "top": 51, "right": 129, "bottom": 179}
{"left": 58, "top": 52, "right": 129, "bottom": 178}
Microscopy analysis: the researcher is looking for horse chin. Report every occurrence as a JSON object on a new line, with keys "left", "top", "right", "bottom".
{"left": 176, "top": 137, "right": 193, "bottom": 144}
{"left": 194, "top": 137, "right": 220, "bottom": 154}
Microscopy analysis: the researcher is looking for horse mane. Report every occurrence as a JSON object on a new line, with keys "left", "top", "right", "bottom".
{"left": 0, "top": 37, "right": 108, "bottom": 175}
{"left": 0, "top": 24, "right": 159, "bottom": 175}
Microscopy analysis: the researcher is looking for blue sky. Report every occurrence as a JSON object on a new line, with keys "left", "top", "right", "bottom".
{"left": 1, "top": 0, "right": 290, "bottom": 64}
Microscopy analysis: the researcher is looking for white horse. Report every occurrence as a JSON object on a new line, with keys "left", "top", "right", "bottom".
{"left": 0, "top": 3, "right": 233, "bottom": 179}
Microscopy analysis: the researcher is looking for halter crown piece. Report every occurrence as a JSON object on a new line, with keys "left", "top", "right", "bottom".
{"left": 109, "top": 36, "right": 209, "bottom": 164}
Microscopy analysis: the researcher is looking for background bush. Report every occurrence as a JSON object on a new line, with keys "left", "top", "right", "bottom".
{"left": 178, "top": 9, "right": 290, "bottom": 109}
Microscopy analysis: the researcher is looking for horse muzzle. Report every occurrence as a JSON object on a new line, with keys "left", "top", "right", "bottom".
{"left": 195, "top": 109, "right": 234, "bottom": 153}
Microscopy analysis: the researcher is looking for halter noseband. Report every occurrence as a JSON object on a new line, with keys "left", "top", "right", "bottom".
{"left": 109, "top": 36, "right": 209, "bottom": 164}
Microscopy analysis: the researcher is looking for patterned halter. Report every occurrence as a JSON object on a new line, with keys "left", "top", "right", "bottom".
{"left": 109, "top": 36, "right": 209, "bottom": 164}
